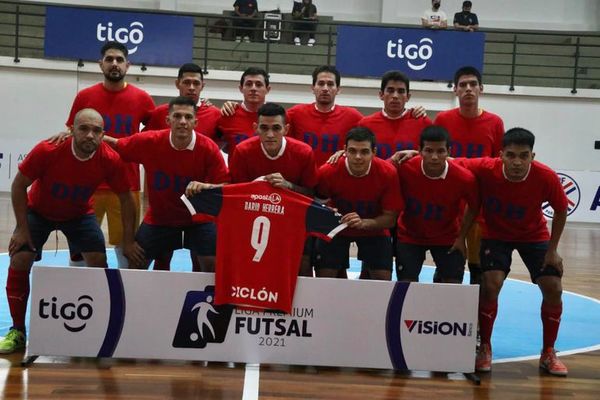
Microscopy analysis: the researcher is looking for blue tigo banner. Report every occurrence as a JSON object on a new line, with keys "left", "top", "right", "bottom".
{"left": 45, "top": 6, "right": 193, "bottom": 66}
{"left": 336, "top": 25, "right": 485, "bottom": 81}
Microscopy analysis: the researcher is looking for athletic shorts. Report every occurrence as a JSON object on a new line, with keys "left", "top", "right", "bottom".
{"left": 466, "top": 222, "right": 481, "bottom": 264}
{"left": 93, "top": 189, "right": 141, "bottom": 245}
{"left": 395, "top": 242, "right": 465, "bottom": 282}
{"left": 135, "top": 222, "right": 217, "bottom": 260}
{"left": 315, "top": 235, "right": 393, "bottom": 271}
{"left": 19, "top": 210, "right": 105, "bottom": 261}
{"left": 480, "top": 239, "right": 560, "bottom": 282}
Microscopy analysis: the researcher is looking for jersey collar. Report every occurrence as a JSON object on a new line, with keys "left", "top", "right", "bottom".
{"left": 261, "top": 137, "right": 287, "bottom": 160}
{"left": 502, "top": 164, "right": 531, "bottom": 182}
{"left": 421, "top": 159, "right": 449, "bottom": 179}
{"left": 381, "top": 108, "right": 408, "bottom": 120}
{"left": 314, "top": 103, "right": 336, "bottom": 113}
{"left": 169, "top": 130, "right": 196, "bottom": 151}
{"left": 345, "top": 157, "right": 372, "bottom": 177}
{"left": 71, "top": 139, "right": 96, "bottom": 161}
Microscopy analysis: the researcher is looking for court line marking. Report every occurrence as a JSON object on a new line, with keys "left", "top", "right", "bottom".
{"left": 242, "top": 363, "right": 260, "bottom": 400}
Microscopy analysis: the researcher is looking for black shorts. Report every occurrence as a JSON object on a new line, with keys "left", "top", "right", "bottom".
{"left": 395, "top": 242, "right": 465, "bottom": 282}
{"left": 315, "top": 235, "right": 393, "bottom": 271}
{"left": 480, "top": 239, "right": 560, "bottom": 282}
{"left": 19, "top": 210, "right": 105, "bottom": 261}
{"left": 135, "top": 222, "right": 217, "bottom": 260}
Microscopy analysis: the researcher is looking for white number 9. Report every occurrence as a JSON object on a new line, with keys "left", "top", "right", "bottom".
{"left": 251, "top": 216, "right": 271, "bottom": 262}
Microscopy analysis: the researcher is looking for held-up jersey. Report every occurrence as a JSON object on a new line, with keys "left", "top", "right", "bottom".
{"left": 19, "top": 138, "right": 129, "bottom": 221}
{"left": 287, "top": 103, "right": 363, "bottom": 166}
{"left": 145, "top": 102, "right": 221, "bottom": 139}
{"left": 358, "top": 111, "right": 432, "bottom": 159}
{"left": 457, "top": 158, "right": 568, "bottom": 242}
{"left": 395, "top": 157, "right": 480, "bottom": 245}
{"left": 66, "top": 83, "right": 155, "bottom": 191}
{"left": 116, "top": 129, "right": 229, "bottom": 226}
{"left": 181, "top": 180, "right": 346, "bottom": 313}
{"left": 434, "top": 108, "right": 504, "bottom": 158}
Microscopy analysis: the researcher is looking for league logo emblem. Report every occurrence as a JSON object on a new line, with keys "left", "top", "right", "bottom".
{"left": 543, "top": 173, "right": 580, "bottom": 218}
{"left": 172, "top": 286, "right": 233, "bottom": 349}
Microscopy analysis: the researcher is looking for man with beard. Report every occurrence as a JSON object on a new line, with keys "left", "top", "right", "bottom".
{"left": 422, "top": 0, "right": 448, "bottom": 29}
{"left": 0, "top": 109, "right": 140, "bottom": 354}
{"left": 65, "top": 41, "right": 155, "bottom": 268}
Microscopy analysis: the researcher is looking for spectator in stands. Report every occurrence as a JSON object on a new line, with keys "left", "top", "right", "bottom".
{"left": 422, "top": 0, "right": 447, "bottom": 29}
{"left": 454, "top": 1, "right": 479, "bottom": 31}
{"left": 292, "top": 0, "right": 318, "bottom": 46}
{"left": 233, "top": 0, "right": 259, "bottom": 43}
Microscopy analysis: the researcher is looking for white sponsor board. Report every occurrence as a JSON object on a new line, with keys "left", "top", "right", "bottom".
{"left": 29, "top": 267, "right": 477, "bottom": 372}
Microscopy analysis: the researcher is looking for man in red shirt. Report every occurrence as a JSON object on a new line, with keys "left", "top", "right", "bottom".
{"left": 359, "top": 70, "right": 432, "bottom": 159}
{"left": 395, "top": 125, "right": 479, "bottom": 283}
{"left": 104, "top": 97, "right": 230, "bottom": 271}
{"left": 287, "top": 65, "right": 364, "bottom": 166}
{"left": 0, "top": 109, "right": 140, "bottom": 354}
{"left": 65, "top": 41, "right": 155, "bottom": 268}
{"left": 315, "top": 127, "right": 403, "bottom": 281}
{"left": 229, "top": 102, "right": 318, "bottom": 275}
{"left": 459, "top": 128, "right": 568, "bottom": 376}
{"left": 217, "top": 67, "right": 270, "bottom": 154}
{"left": 145, "top": 63, "right": 221, "bottom": 139}
{"left": 434, "top": 66, "right": 504, "bottom": 285}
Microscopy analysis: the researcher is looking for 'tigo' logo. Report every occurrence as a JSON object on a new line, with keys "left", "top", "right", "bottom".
{"left": 39, "top": 295, "right": 94, "bottom": 332}
{"left": 386, "top": 37, "right": 434, "bottom": 71}
{"left": 96, "top": 21, "right": 144, "bottom": 54}
{"left": 172, "top": 286, "right": 233, "bottom": 349}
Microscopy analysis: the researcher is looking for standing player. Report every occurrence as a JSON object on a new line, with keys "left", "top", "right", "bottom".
{"left": 65, "top": 41, "right": 155, "bottom": 268}
{"left": 104, "top": 96, "right": 229, "bottom": 271}
{"left": 217, "top": 67, "right": 271, "bottom": 154}
{"left": 359, "top": 70, "right": 432, "bottom": 159}
{"left": 229, "top": 102, "right": 318, "bottom": 275}
{"left": 394, "top": 126, "right": 479, "bottom": 283}
{"left": 286, "top": 65, "right": 363, "bottom": 166}
{"left": 458, "top": 128, "right": 568, "bottom": 376}
{"left": 435, "top": 65, "right": 504, "bottom": 285}
{"left": 315, "top": 127, "right": 403, "bottom": 281}
{"left": 145, "top": 63, "right": 221, "bottom": 139}
{"left": 0, "top": 109, "right": 140, "bottom": 354}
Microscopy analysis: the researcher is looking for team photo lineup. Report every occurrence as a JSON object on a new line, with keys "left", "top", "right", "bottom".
{"left": 1, "top": 39, "right": 570, "bottom": 377}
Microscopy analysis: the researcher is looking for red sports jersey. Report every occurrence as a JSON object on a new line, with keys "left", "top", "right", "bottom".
{"left": 395, "top": 156, "right": 479, "bottom": 245}
{"left": 458, "top": 158, "right": 568, "bottom": 242}
{"left": 229, "top": 136, "right": 318, "bottom": 188}
{"left": 145, "top": 101, "right": 221, "bottom": 139}
{"left": 182, "top": 181, "right": 345, "bottom": 313}
{"left": 434, "top": 108, "right": 504, "bottom": 158}
{"left": 358, "top": 111, "right": 432, "bottom": 159}
{"left": 287, "top": 103, "right": 363, "bottom": 166}
{"left": 66, "top": 83, "right": 155, "bottom": 191}
{"left": 19, "top": 138, "right": 129, "bottom": 221}
{"left": 115, "top": 129, "right": 229, "bottom": 226}
{"left": 317, "top": 157, "right": 403, "bottom": 237}
{"left": 216, "top": 106, "right": 258, "bottom": 153}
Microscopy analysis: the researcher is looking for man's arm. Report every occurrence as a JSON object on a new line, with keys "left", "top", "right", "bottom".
{"left": 116, "top": 191, "right": 145, "bottom": 267}
{"left": 449, "top": 206, "right": 478, "bottom": 258}
{"left": 264, "top": 173, "right": 314, "bottom": 197}
{"left": 341, "top": 209, "right": 397, "bottom": 231}
{"left": 103, "top": 135, "right": 119, "bottom": 148}
{"left": 9, "top": 172, "right": 35, "bottom": 256}
{"left": 542, "top": 209, "right": 567, "bottom": 275}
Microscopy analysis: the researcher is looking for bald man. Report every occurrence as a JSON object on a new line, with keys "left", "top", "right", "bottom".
{"left": 0, "top": 108, "right": 140, "bottom": 354}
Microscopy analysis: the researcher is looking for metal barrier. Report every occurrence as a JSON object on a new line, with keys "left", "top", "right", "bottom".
{"left": 1, "top": 0, "right": 599, "bottom": 90}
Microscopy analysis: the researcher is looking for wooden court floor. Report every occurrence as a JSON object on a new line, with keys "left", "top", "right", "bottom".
{"left": 0, "top": 193, "right": 599, "bottom": 399}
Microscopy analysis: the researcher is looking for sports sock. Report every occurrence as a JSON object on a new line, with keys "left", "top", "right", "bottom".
{"left": 6, "top": 268, "right": 30, "bottom": 332}
{"left": 478, "top": 298, "right": 498, "bottom": 347}
{"left": 541, "top": 301, "right": 562, "bottom": 349}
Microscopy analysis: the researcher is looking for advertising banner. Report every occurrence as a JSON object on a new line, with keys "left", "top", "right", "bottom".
{"left": 336, "top": 25, "right": 485, "bottom": 80}
{"left": 29, "top": 267, "right": 478, "bottom": 373}
{"left": 45, "top": 6, "right": 193, "bottom": 66}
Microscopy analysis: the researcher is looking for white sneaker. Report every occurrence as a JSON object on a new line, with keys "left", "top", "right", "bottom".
{"left": 294, "top": 37, "right": 301, "bottom": 46}
{"left": 243, "top": 36, "right": 250, "bottom": 43}
{"left": 307, "top": 38, "right": 316, "bottom": 47}
{"left": 235, "top": 36, "right": 241, "bottom": 42}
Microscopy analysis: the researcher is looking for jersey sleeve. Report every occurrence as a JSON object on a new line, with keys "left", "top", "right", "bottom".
{"left": 462, "top": 169, "right": 481, "bottom": 211}
{"left": 305, "top": 201, "right": 346, "bottom": 241}
{"left": 491, "top": 117, "right": 505, "bottom": 158}
{"left": 140, "top": 93, "right": 156, "bottom": 128}
{"left": 205, "top": 144, "right": 231, "bottom": 184}
{"left": 228, "top": 147, "right": 251, "bottom": 183}
{"left": 380, "top": 165, "right": 404, "bottom": 212}
{"left": 180, "top": 187, "right": 224, "bottom": 218}
{"left": 104, "top": 152, "right": 131, "bottom": 193}
{"left": 66, "top": 93, "right": 84, "bottom": 128}
{"left": 299, "top": 150, "right": 319, "bottom": 189}
{"left": 18, "top": 142, "right": 49, "bottom": 181}
{"left": 114, "top": 133, "right": 149, "bottom": 164}
{"left": 144, "top": 106, "right": 166, "bottom": 131}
